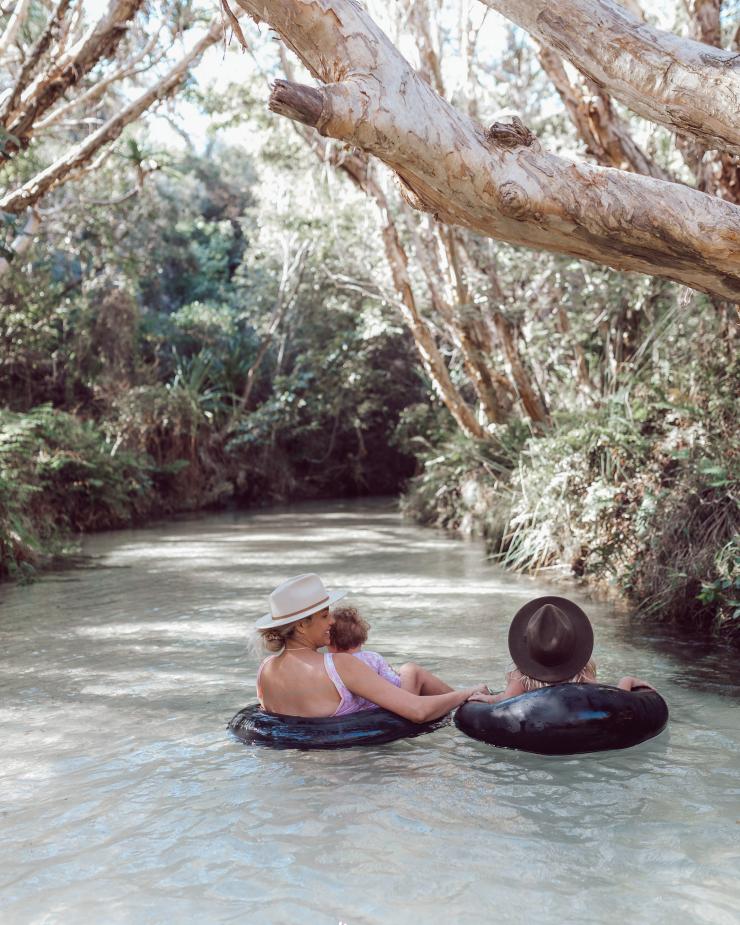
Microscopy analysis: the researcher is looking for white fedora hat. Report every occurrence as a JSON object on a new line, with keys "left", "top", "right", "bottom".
{"left": 255, "top": 573, "right": 347, "bottom": 630}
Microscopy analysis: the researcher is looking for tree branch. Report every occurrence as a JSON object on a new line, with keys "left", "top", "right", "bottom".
{"left": 242, "top": 0, "right": 740, "bottom": 301}
{"left": 478, "top": 0, "right": 740, "bottom": 155}
{"left": 0, "top": 17, "right": 224, "bottom": 213}
{"left": 0, "top": 0, "right": 32, "bottom": 59}
{"left": 537, "top": 45, "right": 671, "bottom": 181}
{"left": 3, "top": 0, "right": 144, "bottom": 146}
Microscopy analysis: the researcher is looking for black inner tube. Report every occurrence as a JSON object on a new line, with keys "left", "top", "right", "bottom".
{"left": 454, "top": 683, "right": 669, "bottom": 755}
{"left": 228, "top": 703, "right": 451, "bottom": 750}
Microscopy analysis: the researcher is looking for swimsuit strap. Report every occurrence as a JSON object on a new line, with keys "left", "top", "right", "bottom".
{"left": 323, "top": 652, "right": 351, "bottom": 701}
{"left": 256, "top": 654, "right": 278, "bottom": 702}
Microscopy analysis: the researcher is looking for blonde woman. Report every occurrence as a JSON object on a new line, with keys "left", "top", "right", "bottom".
{"left": 254, "top": 573, "right": 486, "bottom": 722}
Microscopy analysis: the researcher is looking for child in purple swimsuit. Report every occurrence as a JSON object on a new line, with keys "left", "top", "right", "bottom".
{"left": 327, "top": 607, "right": 403, "bottom": 710}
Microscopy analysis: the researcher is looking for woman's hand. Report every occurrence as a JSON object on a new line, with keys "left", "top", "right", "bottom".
{"left": 617, "top": 676, "right": 656, "bottom": 692}
{"left": 467, "top": 692, "right": 496, "bottom": 703}
{"left": 471, "top": 682, "right": 491, "bottom": 695}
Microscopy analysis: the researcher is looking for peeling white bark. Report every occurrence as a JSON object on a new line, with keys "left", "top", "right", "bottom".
{"left": 241, "top": 0, "right": 740, "bottom": 301}
{"left": 0, "top": 0, "right": 32, "bottom": 58}
{"left": 478, "top": 0, "right": 740, "bottom": 155}
{"left": 0, "top": 209, "right": 40, "bottom": 275}
{"left": 537, "top": 45, "right": 671, "bottom": 182}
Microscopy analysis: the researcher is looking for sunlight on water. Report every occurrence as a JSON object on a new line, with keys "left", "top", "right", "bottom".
{"left": 1, "top": 500, "right": 739, "bottom": 925}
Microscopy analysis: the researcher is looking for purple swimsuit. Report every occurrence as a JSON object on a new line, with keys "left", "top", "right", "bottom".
{"left": 256, "top": 650, "right": 401, "bottom": 717}
{"left": 326, "top": 650, "right": 402, "bottom": 715}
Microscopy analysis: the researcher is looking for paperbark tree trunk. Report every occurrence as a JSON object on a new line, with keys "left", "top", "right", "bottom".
{"left": 478, "top": 0, "right": 740, "bottom": 155}
{"left": 489, "top": 310, "right": 550, "bottom": 425}
{"left": 369, "top": 177, "right": 487, "bottom": 439}
{"left": 0, "top": 0, "right": 74, "bottom": 128}
{"left": 690, "top": 0, "right": 721, "bottom": 49}
{"left": 243, "top": 0, "right": 740, "bottom": 302}
{"left": 678, "top": 0, "right": 740, "bottom": 205}
{"left": 0, "top": 18, "right": 224, "bottom": 214}
{"left": 400, "top": 205, "right": 513, "bottom": 425}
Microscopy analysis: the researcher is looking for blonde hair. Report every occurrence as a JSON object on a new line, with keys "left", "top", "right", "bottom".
{"left": 249, "top": 621, "right": 299, "bottom": 656}
{"left": 511, "top": 659, "right": 597, "bottom": 692}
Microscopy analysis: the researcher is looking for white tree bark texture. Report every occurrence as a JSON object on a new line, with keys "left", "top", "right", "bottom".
{"left": 0, "top": 0, "right": 33, "bottom": 58}
{"left": 479, "top": 0, "right": 740, "bottom": 156}
{"left": 235, "top": 0, "right": 740, "bottom": 302}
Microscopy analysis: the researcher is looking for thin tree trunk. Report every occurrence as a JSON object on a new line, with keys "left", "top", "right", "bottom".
{"left": 0, "top": 0, "right": 74, "bottom": 128}
{"left": 284, "top": 107, "right": 487, "bottom": 439}
{"left": 490, "top": 310, "right": 550, "bottom": 425}
{"left": 690, "top": 0, "right": 721, "bottom": 49}
{"left": 242, "top": 0, "right": 740, "bottom": 302}
{"left": 555, "top": 303, "right": 594, "bottom": 393}
{"left": 435, "top": 225, "right": 513, "bottom": 423}
{"left": 239, "top": 240, "right": 308, "bottom": 411}
{"left": 366, "top": 174, "right": 487, "bottom": 440}
{"left": 678, "top": 0, "right": 740, "bottom": 204}
{"left": 399, "top": 206, "right": 512, "bottom": 425}
{"left": 478, "top": 0, "right": 740, "bottom": 155}
{"left": 0, "top": 0, "right": 33, "bottom": 58}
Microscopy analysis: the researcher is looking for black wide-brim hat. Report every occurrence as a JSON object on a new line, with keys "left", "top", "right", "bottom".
{"left": 508, "top": 596, "right": 594, "bottom": 683}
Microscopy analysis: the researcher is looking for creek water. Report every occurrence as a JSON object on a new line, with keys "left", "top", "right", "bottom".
{"left": 1, "top": 500, "right": 739, "bottom": 925}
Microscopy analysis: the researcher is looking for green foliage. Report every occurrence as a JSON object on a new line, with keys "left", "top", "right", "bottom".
{"left": 0, "top": 406, "right": 156, "bottom": 579}
{"left": 404, "top": 357, "right": 739, "bottom": 644}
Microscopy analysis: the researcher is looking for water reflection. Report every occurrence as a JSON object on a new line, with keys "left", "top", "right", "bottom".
{"left": 0, "top": 499, "right": 738, "bottom": 925}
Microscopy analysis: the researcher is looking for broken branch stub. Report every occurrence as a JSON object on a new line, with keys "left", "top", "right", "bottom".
{"left": 269, "top": 80, "right": 324, "bottom": 127}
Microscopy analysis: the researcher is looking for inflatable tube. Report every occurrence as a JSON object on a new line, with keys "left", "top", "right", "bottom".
{"left": 454, "top": 683, "right": 668, "bottom": 755}
{"left": 228, "top": 703, "right": 450, "bottom": 750}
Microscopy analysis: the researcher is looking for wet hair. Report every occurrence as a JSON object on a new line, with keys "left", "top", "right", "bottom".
{"left": 329, "top": 606, "right": 369, "bottom": 652}
{"left": 510, "top": 659, "right": 597, "bottom": 692}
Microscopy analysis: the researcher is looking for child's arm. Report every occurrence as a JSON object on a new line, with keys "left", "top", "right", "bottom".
{"left": 617, "top": 676, "right": 655, "bottom": 692}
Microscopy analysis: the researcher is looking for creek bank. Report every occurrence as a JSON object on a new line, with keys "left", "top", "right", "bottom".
{"left": 401, "top": 392, "right": 739, "bottom": 649}
{"left": 0, "top": 403, "right": 415, "bottom": 581}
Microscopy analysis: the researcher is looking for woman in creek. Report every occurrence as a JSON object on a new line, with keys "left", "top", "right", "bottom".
{"left": 253, "top": 573, "right": 486, "bottom": 721}
{"left": 467, "top": 596, "right": 655, "bottom": 704}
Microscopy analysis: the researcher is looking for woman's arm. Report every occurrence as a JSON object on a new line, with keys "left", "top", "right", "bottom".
{"left": 467, "top": 674, "right": 526, "bottom": 704}
{"left": 334, "top": 654, "right": 483, "bottom": 723}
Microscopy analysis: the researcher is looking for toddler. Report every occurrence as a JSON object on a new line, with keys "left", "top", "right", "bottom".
{"left": 328, "top": 606, "right": 403, "bottom": 688}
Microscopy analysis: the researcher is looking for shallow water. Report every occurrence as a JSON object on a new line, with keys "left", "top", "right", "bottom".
{"left": 1, "top": 499, "right": 739, "bottom": 925}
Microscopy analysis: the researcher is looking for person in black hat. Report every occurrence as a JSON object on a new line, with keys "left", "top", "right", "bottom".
{"left": 470, "top": 596, "right": 654, "bottom": 704}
